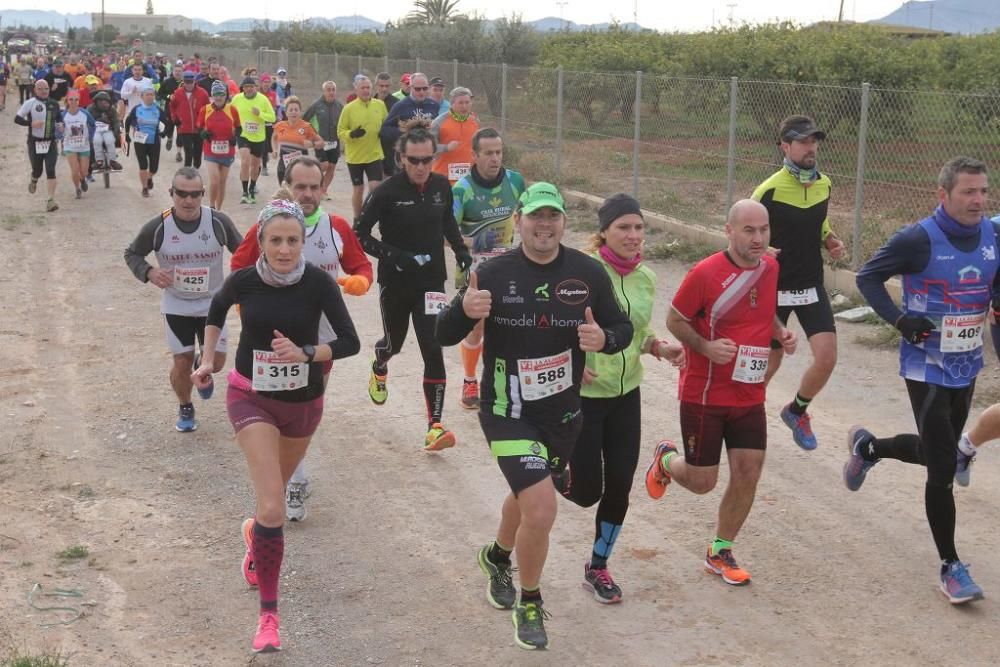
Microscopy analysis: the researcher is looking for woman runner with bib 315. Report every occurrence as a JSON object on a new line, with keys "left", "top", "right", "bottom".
{"left": 192, "top": 196, "right": 360, "bottom": 653}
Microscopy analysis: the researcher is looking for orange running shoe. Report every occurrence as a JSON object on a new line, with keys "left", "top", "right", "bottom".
{"left": 425, "top": 423, "right": 456, "bottom": 451}
{"left": 644, "top": 440, "right": 677, "bottom": 499}
{"left": 241, "top": 518, "right": 258, "bottom": 587}
{"left": 704, "top": 548, "right": 751, "bottom": 585}
{"left": 461, "top": 379, "right": 480, "bottom": 410}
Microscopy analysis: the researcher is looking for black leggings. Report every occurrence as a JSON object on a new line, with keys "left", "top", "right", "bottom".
{"left": 872, "top": 379, "right": 974, "bottom": 562}
{"left": 20, "top": 84, "right": 33, "bottom": 104}
{"left": 262, "top": 124, "right": 274, "bottom": 170}
{"left": 134, "top": 141, "right": 161, "bottom": 173}
{"left": 177, "top": 133, "right": 202, "bottom": 168}
{"left": 28, "top": 140, "right": 58, "bottom": 179}
{"left": 375, "top": 282, "right": 447, "bottom": 426}
{"left": 567, "top": 388, "right": 642, "bottom": 562}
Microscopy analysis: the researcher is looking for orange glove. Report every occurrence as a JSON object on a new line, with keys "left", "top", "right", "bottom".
{"left": 336, "top": 274, "right": 370, "bottom": 296}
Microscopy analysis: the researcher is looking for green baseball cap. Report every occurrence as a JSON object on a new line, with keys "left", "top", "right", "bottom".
{"left": 519, "top": 182, "right": 565, "bottom": 215}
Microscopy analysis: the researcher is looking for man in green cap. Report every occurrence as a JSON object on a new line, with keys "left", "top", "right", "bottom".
{"left": 437, "top": 182, "right": 633, "bottom": 650}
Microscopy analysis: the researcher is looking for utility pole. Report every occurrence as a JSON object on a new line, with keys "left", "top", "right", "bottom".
{"left": 929, "top": 4, "right": 934, "bottom": 30}
{"left": 837, "top": 0, "right": 845, "bottom": 22}
{"left": 633, "top": 0, "right": 637, "bottom": 29}
{"left": 726, "top": 3, "right": 737, "bottom": 24}
{"left": 556, "top": 1, "right": 569, "bottom": 30}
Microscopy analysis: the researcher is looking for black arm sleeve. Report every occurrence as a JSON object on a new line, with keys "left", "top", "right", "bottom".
{"left": 123, "top": 216, "right": 165, "bottom": 282}
{"left": 317, "top": 272, "right": 361, "bottom": 360}
{"left": 436, "top": 287, "right": 479, "bottom": 346}
{"left": 353, "top": 190, "right": 402, "bottom": 263}
{"left": 442, "top": 187, "right": 466, "bottom": 255}
{"left": 206, "top": 272, "right": 238, "bottom": 329}
{"left": 14, "top": 113, "right": 30, "bottom": 127}
{"left": 856, "top": 224, "right": 930, "bottom": 326}
{"left": 123, "top": 106, "right": 136, "bottom": 136}
{"left": 212, "top": 211, "right": 244, "bottom": 253}
{"left": 590, "top": 267, "right": 634, "bottom": 354}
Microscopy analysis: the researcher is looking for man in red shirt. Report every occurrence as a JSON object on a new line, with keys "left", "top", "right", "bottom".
{"left": 645, "top": 199, "right": 797, "bottom": 586}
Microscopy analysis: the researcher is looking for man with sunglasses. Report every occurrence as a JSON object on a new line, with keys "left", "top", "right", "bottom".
{"left": 379, "top": 72, "right": 440, "bottom": 165}
{"left": 124, "top": 167, "right": 243, "bottom": 432}
{"left": 354, "top": 127, "right": 473, "bottom": 451}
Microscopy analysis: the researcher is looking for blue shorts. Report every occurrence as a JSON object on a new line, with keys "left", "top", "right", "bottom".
{"left": 204, "top": 154, "right": 235, "bottom": 167}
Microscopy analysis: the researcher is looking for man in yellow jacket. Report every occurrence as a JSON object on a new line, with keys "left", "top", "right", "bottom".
{"left": 337, "top": 75, "right": 389, "bottom": 217}
{"left": 230, "top": 76, "right": 276, "bottom": 204}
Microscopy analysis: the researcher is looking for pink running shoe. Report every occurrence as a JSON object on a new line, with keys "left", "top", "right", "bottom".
{"left": 252, "top": 612, "right": 282, "bottom": 653}
{"left": 241, "top": 518, "right": 258, "bottom": 587}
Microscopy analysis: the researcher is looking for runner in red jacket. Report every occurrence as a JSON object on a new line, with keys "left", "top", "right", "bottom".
{"left": 169, "top": 71, "right": 210, "bottom": 168}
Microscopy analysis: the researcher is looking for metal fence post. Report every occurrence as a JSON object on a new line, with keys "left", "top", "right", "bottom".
{"left": 383, "top": 55, "right": 389, "bottom": 73}
{"left": 334, "top": 53, "right": 340, "bottom": 81}
{"left": 632, "top": 71, "right": 643, "bottom": 198}
{"left": 357, "top": 53, "right": 363, "bottom": 75}
{"left": 500, "top": 64, "right": 508, "bottom": 137}
{"left": 852, "top": 82, "right": 872, "bottom": 269}
{"left": 416, "top": 56, "right": 422, "bottom": 73}
{"left": 555, "top": 67, "right": 564, "bottom": 181}
{"left": 256, "top": 47, "right": 263, "bottom": 77}
{"left": 725, "top": 77, "right": 739, "bottom": 213}
{"left": 313, "top": 52, "right": 319, "bottom": 87}
{"left": 453, "top": 59, "right": 459, "bottom": 87}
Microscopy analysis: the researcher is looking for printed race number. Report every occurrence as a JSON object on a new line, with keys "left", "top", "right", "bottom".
{"left": 941, "top": 312, "right": 985, "bottom": 353}
{"left": 210, "top": 140, "right": 230, "bottom": 154}
{"left": 731, "top": 345, "right": 769, "bottom": 384}
{"left": 518, "top": 350, "right": 572, "bottom": 401}
{"left": 282, "top": 150, "right": 303, "bottom": 166}
{"left": 133, "top": 130, "right": 149, "bottom": 143}
{"left": 424, "top": 291, "right": 448, "bottom": 315}
{"left": 448, "top": 162, "right": 471, "bottom": 181}
{"left": 324, "top": 141, "right": 338, "bottom": 151}
{"left": 172, "top": 266, "right": 209, "bottom": 294}
{"left": 252, "top": 350, "right": 308, "bottom": 392}
{"left": 244, "top": 121, "right": 260, "bottom": 135}
{"left": 778, "top": 288, "right": 818, "bottom": 307}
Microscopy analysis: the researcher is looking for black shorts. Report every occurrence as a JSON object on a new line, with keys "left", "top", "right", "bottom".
{"left": 479, "top": 411, "right": 582, "bottom": 495}
{"left": 237, "top": 137, "right": 266, "bottom": 158}
{"left": 163, "top": 314, "right": 228, "bottom": 354}
{"left": 770, "top": 286, "right": 836, "bottom": 348}
{"left": 28, "top": 139, "right": 59, "bottom": 179}
{"left": 347, "top": 160, "right": 383, "bottom": 186}
{"left": 134, "top": 141, "right": 161, "bottom": 173}
{"left": 679, "top": 401, "right": 766, "bottom": 467}
{"left": 315, "top": 146, "right": 340, "bottom": 164}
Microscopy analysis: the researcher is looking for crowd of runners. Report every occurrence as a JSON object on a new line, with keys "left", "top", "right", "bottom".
{"left": 9, "top": 43, "right": 1000, "bottom": 655}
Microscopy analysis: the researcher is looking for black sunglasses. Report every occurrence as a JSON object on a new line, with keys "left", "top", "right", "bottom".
{"left": 171, "top": 188, "right": 205, "bottom": 199}
{"left": 411, "top": 86, "right": 429, "bottom": 91}
{"left": 403, "top": 155, "right": 434, "bottom": 166}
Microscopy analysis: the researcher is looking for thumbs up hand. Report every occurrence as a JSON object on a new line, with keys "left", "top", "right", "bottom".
{"left": 577, "top": 306, "right": 606, "bottom": 352}
{"left": 462, "top": 271, "right": 492, "bottom": 320}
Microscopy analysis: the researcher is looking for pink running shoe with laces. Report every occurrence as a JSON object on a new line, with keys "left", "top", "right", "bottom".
{"left": 241, "top": 518, "right": 258, "bottom": 587}
{"left": 252, "top": 612, "right": 282, "bottom": 653}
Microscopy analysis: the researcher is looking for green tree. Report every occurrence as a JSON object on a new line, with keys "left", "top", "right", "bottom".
{"left": 406, "top": 0, "right": 463, "bottom": 26}
{"left": 93, "top": 24, "right": 120, "bottom": 44}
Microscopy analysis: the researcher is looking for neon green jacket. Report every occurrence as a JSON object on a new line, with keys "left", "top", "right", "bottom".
{"left": 229, "top": 92, "right": 276, "bottom": 142}
{"left": 582, "top": 253, "right": 658, "bottom": 399}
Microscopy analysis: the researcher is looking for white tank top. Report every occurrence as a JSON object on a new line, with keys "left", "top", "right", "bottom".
{"left": 303, "top": 213, "right": 343, "bottom": 342}
{"left": 156, "top": 206, "right": 225, "bottom": 316}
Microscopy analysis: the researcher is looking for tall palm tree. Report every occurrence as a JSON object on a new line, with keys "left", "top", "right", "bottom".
{"left": 407, "top": 0, "right": 462, "bottom": 26}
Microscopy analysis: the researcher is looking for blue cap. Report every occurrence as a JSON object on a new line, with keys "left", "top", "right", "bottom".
{"left": 182, "top": 71, "right": 195, "bottom": 80}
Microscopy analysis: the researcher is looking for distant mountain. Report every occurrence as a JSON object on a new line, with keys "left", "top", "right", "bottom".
{"left": 194, "top": 15, "right": 385, "bottom": 34}
{"left": 0, "top": 10, "right": 89, "bottom": 29}
{"left": 526, "top": 17, "right": 644, "bottom": 32}
{"left": 871, "top": 0, "right": 1000, "bottom": 34}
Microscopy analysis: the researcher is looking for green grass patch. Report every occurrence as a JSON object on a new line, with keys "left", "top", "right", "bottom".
{"left": 645, "top": 236, "right": 721, "bottom": 263}
{"left": 0, "top": 649, "right": 69, "bottom": 667}
{"left": 854, "top": 323, "right": 900, "bottom": 349}
{"left": 56, "top": 546, "right": 88, "bottom": 561}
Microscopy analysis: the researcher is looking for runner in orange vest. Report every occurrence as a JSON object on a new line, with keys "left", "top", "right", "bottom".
{"left": 430, "top": 87, "right": 478, "bottom": 185}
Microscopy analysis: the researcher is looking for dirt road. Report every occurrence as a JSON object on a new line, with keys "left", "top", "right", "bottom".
{"left": 1, "top": 126, "right": 998, "bottom": 667}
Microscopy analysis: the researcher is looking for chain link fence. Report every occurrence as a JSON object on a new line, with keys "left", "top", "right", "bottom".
{"left": 148, "top": 42, "right": 1000, "bottom": 267}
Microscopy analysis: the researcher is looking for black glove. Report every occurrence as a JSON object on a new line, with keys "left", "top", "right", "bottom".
{"left": 199, "top": 129, "right": 211, "bottom": 141}
{"left": 455, "top": 250, "right": 473, "bottom": 273}
{"left": 394, "top": 251, "right": 421, "bottom": 272}
{"left": 895, "top": 315, "right": 935, "bottom": 344}
{"left": 349, "top": 127, "right": 366, "bottom": 139}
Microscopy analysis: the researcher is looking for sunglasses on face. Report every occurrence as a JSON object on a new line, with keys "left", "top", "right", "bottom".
{"left": 411, "top": 86, "right": 429, "bottom": 91}
{"left": 403, "top": 155, "right": 434, "bottom": 166}
{"left": 171, "top": 188, "right": 204, "bottom": 199}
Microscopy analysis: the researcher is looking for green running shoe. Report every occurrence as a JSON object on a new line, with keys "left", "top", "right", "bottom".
{"left": 512, "top": 600, "right": 550, "bottom": 650}
{"left": 477, "top": 545, "right": 515, "bottom": 609}
{"left": 368, "top": 361, "right": 387, "bottom": 405}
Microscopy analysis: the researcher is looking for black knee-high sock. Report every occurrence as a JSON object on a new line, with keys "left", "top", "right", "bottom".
{"left": 926, "top": 483, "right": 959, "bottom": 564}
{"left": 870, "top": 434, "right": 924, "bottom": 464}
{"left": 423, "top": 378, "right": 445, "bottom": 427}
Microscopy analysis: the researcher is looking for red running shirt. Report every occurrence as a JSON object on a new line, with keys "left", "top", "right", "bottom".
{"left": 671, "top": 251, "right": 778, "bottom": 407}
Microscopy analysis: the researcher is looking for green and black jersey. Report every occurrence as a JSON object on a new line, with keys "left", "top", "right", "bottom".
{"left": 752, "top": 168, "right": 833, "bottom": 290}
{"left": 436, "top": 245, "right": 633, "bottom": 427}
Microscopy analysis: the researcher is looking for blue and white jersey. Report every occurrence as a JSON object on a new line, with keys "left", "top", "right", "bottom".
{"left": 900, "top": 213, "right": 1000, "bottom": 387}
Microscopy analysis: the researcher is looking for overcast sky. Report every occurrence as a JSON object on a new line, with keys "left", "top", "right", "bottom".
{"left": 33, "top": 0, "right": 908, "bottom": 31}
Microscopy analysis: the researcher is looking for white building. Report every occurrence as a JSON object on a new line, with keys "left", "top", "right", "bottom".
{"left": 90, "top": 13, "right": 193, "bottom": 34}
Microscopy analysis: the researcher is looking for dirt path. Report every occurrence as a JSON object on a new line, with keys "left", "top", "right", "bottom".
{"left": 1, "top": 123, "right": 999, "bottom": 667}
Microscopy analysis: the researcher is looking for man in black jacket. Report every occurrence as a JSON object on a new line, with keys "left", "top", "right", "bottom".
{"left": 354, "top": 127, "right": 473, "bottom": 451}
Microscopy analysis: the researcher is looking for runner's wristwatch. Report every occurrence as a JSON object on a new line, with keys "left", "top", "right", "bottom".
{"left": 302, "top": 344, "right": 316, "bottom": 362}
